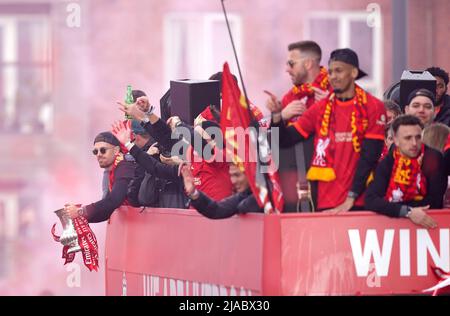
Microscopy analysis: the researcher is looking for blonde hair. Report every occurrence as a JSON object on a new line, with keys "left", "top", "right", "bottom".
{"left": 422, "top": 123, "right": 450, "bottom": 153}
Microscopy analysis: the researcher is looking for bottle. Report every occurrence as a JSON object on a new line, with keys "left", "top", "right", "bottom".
{"left": 124, "top": 85, "right": 134, "bottom": 120}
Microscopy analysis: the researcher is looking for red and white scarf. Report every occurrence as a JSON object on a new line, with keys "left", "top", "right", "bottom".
{"left": 385, "top": 145, "right": 427, "bottom": 203}
{"left": 282, "top": 66, "right": 330, "bottom": 109}
{"left": 306, "top": 85, "right": 368, "bottom": 182}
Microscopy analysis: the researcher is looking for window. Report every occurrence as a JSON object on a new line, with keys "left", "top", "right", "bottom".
{"left": 164, "top": 13, "right": 242, "bottom": 86}
{"left": 0, "top": 193, "right": 18, "bottom": 240}
{"left": 305, "top": 10, "right": 383, "bottom": 98}
{"left": 0, "top": 12, "right": 52, "bottom": 134}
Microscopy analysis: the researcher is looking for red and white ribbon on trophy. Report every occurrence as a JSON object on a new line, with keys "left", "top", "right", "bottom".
{"left": 52, "top": 208, "right": 99, "bottom": 272}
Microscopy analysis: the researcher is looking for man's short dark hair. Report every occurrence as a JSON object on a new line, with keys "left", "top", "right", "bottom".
{"left": 384, "top": 99, "right": 402, "bottom": 116}
{"left": 288, "top": 40, "right": 322, "bottom": 62}
{"left": 132, "top": 90, "right": 147, "bottom": 102}
{"left": 209, "top": 72, "right": 238, "bottom": 87}
{"left": 391, "top": 115, "right": 424, "bottom": 135}
{"left": 426, "top": 67, "right": 449, "bottom": 86}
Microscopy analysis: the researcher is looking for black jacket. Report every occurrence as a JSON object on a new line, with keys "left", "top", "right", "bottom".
{"left": 141, "top": 119, "right": 179, "bottom": 155}
{"left": 127, "top": 144, "right": 188, "bottom": 209}
{"left": 435, "top": 95, "right": 450, "bottom": 127}
{"left": 85, "top": 159, "right": 135, "bottom": 223}
{"left": 190, "top": 188, "right": 263, "bottom": 219}
{"left": 365, "top": 145, "right": 447, "bottom": 217}
{"left": 445, "top": 146, "right": 450, "bottom": 176}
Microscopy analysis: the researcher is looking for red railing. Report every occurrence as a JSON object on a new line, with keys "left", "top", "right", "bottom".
{"left": 105, "top": 207, "right": 450, "bottom": 296}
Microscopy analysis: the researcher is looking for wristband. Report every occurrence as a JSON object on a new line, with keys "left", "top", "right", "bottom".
{"left": 125, "top": 141, "right": 134, "bottom": 151}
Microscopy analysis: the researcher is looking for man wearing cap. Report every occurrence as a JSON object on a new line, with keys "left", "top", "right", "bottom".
{"left": 64, "top": 131, "right": 136, "bottom": 223}
{"left": 426, "top": 67, "right": 450, "bottom": 126}
{"left": 365, "top": 115, "right": 447, "bottom": 228}
{"left": 126, "top": 120, "right": 164, "bottom": 207}
{"left": 112, "top": 120, "right": 188, "bottom": 209}
{"left": 268, "top": 48, "right": 386, "bottom": 213}
{"left": 404, "top": 88, "right": 436, "bottom": 126}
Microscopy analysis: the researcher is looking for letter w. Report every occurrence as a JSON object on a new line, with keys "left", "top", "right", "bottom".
{"left": 348, "top": 229, "right": 394, "bottom": 277}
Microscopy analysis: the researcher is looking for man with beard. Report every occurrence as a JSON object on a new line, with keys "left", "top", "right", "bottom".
{"left": 365, "top": 115, "right": 446, "bottom": 228}
{"left": 268, "top": 48, "right": 386, "bottom": 213}
{"left": 426, "top": 67, "right": 450, "bottom": 126}
{"left": 281, "top": 40, "right": 331, "bottom": 123}
{"left": 273, "top": 41, "right": 331, "bottom": 212}
{"left": 64, "top": 132, "right": 135, "bottom": 222}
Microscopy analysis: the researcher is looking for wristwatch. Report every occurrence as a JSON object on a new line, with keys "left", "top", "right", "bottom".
{"left": 188, "top": 189, "right": 200, "bottom": 200}
{"left": 405, "top": 207, "right": 412, "bottom": 218}
{"left": 145, "top": 105, "right": 154, "bottom": 116}
{"left": 140, "top": 116, "right": 150, "bottom": 125}
{"left": 347, "top": 191, "right": 358, "bottom": 199}
{"left": 77, "top": 206, "right": 87, "bottom": 217}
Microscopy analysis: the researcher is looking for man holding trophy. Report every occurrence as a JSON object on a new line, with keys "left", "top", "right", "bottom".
{"left": 53, "top": 131, "right": 135, "bottom": 271}
{"left": 64, "top": 131, "right": 135, "bottom": 223}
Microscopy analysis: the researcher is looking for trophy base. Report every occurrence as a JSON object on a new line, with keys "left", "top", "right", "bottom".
{"left": 67, "top": 244, "right": 82, "bottom": 254}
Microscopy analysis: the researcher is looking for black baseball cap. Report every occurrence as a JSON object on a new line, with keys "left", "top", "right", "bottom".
{"left": 94, "top": 131, "right": 120, "bottom": 146}
{"left": 407, "top": 88, "right": 436, "bottom": 106}
{"left": 329, "top": 48, "right": 368, "bottom": 80}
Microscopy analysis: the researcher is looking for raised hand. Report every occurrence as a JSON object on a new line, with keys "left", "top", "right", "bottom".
{"left": 312, "top": 87, "right": 329, "bottom": 103}
{"left": 264, "top": 90, "right": 282, "bottom": 113}
{"left": 111, "top": 120, "right": 131, "bottom": 145}
{"left": 281, "top": 98, "right": 307, "bottom": 121}
{"left": 147, "top": 142, "right": 160, "bottom": 156}
{"left": 136, "top": 96, "right": 151, "bottom": 112}
{"left": 264, "top": 90, "right": 283, "bottom": 124}
{"left": 160, "top": 155, "right": 184, "bottom": 166}
{"left": 117, "top": 101, "right": 145, "bottom": 121}
{"left": 167, "top": 116, "right": 182, "bottom": 131}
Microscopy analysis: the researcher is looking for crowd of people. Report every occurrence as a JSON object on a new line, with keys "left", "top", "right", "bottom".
{"left": 63, "top": 40, "right": 450, "bottom": 229}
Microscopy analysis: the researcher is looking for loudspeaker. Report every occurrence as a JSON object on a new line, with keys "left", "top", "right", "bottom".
{"left": 169, "top": 80, "right": 220, "bottom": 124}
{"left": 400, "top": 70, "right": 436, "bottom": 110}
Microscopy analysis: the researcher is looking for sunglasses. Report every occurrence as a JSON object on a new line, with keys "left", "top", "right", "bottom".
{"left": 287, "top": 57, "right": 309, "bottom": 68}
{"left": 92, "top": 147, "right": 113, "bottom": 156}
{"left": 286, "top": 60, "right": 297, "bottom": 68}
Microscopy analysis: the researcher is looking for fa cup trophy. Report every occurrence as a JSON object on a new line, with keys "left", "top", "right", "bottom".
{"left": 54, "top": 208, "right": 81, "bottom": 254}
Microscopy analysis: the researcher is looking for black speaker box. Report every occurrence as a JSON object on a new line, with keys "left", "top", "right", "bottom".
{"left": 169, "top": 80, "right": 220, "bottom": 124}
{"left": 400, "top": 70, "right": 436, "bottom": 110}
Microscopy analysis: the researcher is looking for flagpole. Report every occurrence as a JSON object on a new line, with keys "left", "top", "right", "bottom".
{"left": 220, "top": 0, "right": 255, "bottom": 122}
{"left": 220, "top": 0, "right": 277, "bottom": 212}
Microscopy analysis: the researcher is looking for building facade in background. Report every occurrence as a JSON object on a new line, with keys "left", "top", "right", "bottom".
{"left": 0, "top": 0, "right": 448, "bottom": 295}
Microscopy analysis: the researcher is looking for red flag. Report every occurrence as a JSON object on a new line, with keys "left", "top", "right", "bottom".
{"left": 220, "top": 62, "right": 284, "bottom": 213}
